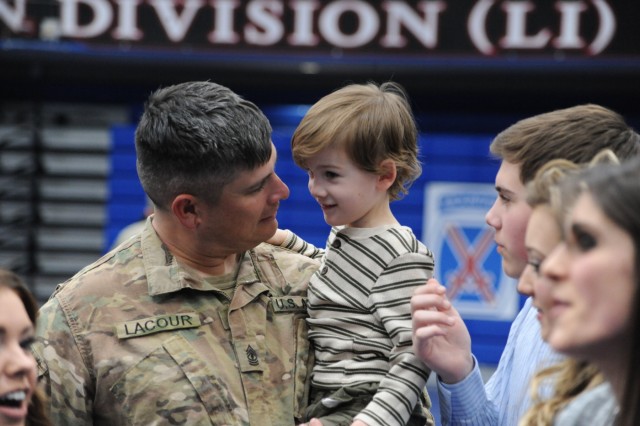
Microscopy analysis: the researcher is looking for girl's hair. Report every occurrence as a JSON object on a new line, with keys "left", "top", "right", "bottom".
{"left": 520, "top": 149, "right": 622, "bottom": 426}
{"left": 526, "top": 150, "right": 620, "bottom": 230}
{"left": 0, "top": 269, "right": 52, "bottom": 426}
{"left": 519, "top": 359, "right": 602, "bottom": 426}
{"left": 525, "top": 158, "right": 580, "bottom": 226}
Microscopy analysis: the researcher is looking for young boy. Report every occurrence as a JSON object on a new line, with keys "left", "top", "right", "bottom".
{"left": 271, "top": 82, "right": 435, "bottom": 426}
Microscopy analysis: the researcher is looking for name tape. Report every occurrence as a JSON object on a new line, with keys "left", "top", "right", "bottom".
{"left": 116, "top": 313, "right": 201, "bottom": 339}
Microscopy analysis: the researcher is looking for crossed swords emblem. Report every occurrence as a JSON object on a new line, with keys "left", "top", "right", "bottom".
{"left": 444, "top": 225, "right": 496, "bottom": 303}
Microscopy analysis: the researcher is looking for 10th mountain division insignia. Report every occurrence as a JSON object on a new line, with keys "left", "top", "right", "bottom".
{"left": 423, "top": 182, "right": 518, "bottom": 321}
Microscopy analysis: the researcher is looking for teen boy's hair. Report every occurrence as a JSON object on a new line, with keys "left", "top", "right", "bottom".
{"left": 490, "top": 104, "right": 640, "bottom": 184}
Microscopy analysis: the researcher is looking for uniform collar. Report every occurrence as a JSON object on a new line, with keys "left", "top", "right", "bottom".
{"left": 140, "top": 219, "right": 263, "bottom": 297}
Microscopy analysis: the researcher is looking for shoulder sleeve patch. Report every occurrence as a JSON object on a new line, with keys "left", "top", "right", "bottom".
{"left": 270, "top": 296, "right": 308, "bottom": 313}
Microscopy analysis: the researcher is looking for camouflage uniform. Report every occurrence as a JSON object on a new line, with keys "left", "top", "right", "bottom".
{"left": 33, "top": 220, "right": 320, "bottom": 425}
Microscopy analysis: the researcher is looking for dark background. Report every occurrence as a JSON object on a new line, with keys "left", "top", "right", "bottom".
{"left": 2, "top": 51, "right": 640, "bottom": 131}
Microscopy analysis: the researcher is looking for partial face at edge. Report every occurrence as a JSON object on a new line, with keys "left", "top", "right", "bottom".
{"left": 0, "top": 287, "right": 37, "bottom": 426}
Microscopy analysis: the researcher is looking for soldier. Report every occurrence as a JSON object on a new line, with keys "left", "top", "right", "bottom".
{"left": 33, "top": 81, "right": 321, "bottom": 425}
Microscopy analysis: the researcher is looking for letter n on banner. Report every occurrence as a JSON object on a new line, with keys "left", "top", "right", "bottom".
{"left": 423, "top": 182, "right": 518, "bottom": 321}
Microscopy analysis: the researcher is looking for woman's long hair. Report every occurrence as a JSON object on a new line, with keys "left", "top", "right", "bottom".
{"left": 519, "top": 359, "right": 602, "bottom": 425}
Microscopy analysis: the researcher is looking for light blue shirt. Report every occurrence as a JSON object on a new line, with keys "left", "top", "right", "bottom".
{"left": 437, "top": 297, "right": 564, "bottom": 426}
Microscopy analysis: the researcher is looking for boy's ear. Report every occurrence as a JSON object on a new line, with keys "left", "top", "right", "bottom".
{"left": 377, "top": 159, "right": 397, "bottom": 191}
{"left": 172, "top": 194, "right": 200, "bottom": 229}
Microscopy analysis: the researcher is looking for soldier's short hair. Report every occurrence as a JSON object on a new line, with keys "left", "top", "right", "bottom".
{"left": 135, "top": 81, "right": 273, "bottom": 210}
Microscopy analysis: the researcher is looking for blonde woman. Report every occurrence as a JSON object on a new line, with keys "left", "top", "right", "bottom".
{"left": 518, "top": 154, "right": 617, "bottom": 425}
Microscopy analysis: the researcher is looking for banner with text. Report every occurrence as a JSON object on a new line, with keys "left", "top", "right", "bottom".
{"left": 2, "top": 0, "right": 638, "bottom": 68}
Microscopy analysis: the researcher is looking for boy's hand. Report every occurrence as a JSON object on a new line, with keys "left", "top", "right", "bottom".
{"left": 266, "top": 228, "right": 288, "bottom": 246}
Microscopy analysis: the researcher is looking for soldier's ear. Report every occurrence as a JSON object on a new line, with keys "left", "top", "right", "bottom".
{"left": 172, "top": 195, "right": 199, "bottom": 229}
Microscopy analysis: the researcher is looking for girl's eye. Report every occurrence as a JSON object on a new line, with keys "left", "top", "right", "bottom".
{"left": 324, "top": 171, "right": 338, "bottom": 179}
{"left": 527, "top": 260, "right": 542, "bottom": 274}
{"left": 569, "top": 225, "right": 597, "bottom": 252}
{"left": 20, "top": 336, "right": 35, "bottom": 351}
{"left": 575, "top": 231, "right": 596, "bottom": 251}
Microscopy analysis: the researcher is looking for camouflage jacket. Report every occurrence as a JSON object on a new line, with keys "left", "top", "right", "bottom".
{"left": 33, "top": 221, "right": 319, "bottom": 425}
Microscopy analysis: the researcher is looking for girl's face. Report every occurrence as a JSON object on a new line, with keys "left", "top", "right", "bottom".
{"left": 0, "top": 287, "right": 37, "bottom": 426}
{"left": 541, "top": 192, "right": 635, "bottom": 361}
{"left": 520, "top": 205, "right": 562, "bottom": 340}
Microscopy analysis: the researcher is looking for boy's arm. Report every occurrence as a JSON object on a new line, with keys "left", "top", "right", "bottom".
{"left": 267, "top": 229, "right": 325, "bottom": 260}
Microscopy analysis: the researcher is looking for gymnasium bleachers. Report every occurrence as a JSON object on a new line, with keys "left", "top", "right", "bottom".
{"left": 0, "top": 102, "right": 129, "bottom": 301}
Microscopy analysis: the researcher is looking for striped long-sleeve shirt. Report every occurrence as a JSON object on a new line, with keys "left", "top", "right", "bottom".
{"left": 284, "top": 225, "right": 435, "bottom": 426}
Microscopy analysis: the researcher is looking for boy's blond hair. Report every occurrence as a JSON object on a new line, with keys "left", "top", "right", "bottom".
{"left": 291, "top": 81, "right": 421, "bottom": 200}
